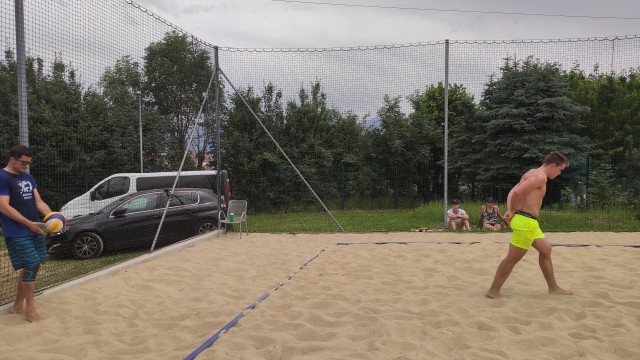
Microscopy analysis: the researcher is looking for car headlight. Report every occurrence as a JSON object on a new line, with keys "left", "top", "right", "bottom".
{"left": 51, "top": 224, "right": 70, "bottom": 235}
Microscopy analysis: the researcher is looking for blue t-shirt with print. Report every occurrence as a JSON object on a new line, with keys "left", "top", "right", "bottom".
{"left": 0, "top": 169, "right": 39, "bottom": 237}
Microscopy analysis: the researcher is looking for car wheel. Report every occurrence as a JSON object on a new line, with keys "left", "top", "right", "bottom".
{"left": 72, "top": 232, "right": 104, "bottom": 260}
{"left": 196, "top": 219, "right": 218, "bottom": 235}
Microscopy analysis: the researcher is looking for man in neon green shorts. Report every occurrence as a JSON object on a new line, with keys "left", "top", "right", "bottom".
{"left": 486, "top": 151, "right": 573, "bottom": 299}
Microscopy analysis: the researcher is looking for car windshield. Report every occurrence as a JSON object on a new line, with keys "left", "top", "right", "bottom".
{"left": 94, "top": 195, "right": 129, "bottom": 215}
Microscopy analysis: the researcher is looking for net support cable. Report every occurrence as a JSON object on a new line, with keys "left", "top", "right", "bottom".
{"left": 149, "top": 65, "right": 218, "bottom": 252}
{"left": 218, "top": 67, "right": 346, "bottom": 232}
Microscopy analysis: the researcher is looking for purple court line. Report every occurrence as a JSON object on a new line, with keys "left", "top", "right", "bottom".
{"left": 336, "top": 241, "right": 479, "bottom": 245}
{"left": 492, "top": 241, "right": 640, "bottom": 248}
{"left": 337, "top": 240, "right": 640, "bottom": 248}
{"left": 184, "top": 247, "right": 326, "bottom": 360}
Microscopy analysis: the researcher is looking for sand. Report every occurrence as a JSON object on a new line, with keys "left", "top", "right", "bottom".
{"left": 0, "top": 232, "right": 638, "bottom": 359}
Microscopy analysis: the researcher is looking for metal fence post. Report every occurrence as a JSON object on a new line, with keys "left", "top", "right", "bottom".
{"left": 443, "top": 39, "right": 450, "bottom": 228}
{"left": 15, "top": 0, "right": 28, "bottom": 148}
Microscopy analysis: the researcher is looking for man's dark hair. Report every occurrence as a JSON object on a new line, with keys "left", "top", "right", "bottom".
{"left": 9, "top": 145, "right": 33, "bottom": 160}
{"left": 451, "top": 199, "right": 460, "bottom": 205}
{"left": 485, "top": 196, "right": 495, "bottom": 203}
{"left": 543, "top": 151, "right": 569, "bottom": 166}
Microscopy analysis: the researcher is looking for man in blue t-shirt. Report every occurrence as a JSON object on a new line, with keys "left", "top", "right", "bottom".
{"left": 0, "top": 145, "right": 53, "bottom": 322}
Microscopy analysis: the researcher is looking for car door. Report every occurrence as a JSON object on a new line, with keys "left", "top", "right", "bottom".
{"left": 156, "top": 190, "right": 199, "bottom": 244}
{"left": 100, "top": 192, "right": 162, "bottom": 251}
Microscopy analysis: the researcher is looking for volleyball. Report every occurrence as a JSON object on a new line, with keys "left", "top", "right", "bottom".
{"left": 43, "top": 212, "right": 66, "bottom": 233}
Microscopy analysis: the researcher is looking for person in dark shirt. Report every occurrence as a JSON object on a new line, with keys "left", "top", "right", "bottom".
{"left": 0, "top": 145, "right": 53, "bottom": 322}
{"left": 476, "top": 196, "right": 508, "bottom": 231}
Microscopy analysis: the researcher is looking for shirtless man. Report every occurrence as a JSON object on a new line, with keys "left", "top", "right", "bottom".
{"left": 486, "top": 151, "right": 573, "bottom": 299}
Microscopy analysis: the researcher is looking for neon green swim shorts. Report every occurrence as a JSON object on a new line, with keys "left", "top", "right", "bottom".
{"left": 510, "top": 213, "right": 545, "bottom": 250}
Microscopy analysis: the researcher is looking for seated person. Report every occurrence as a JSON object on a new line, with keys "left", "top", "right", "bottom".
{"left": 447, "top": 199, "right": 470, "bottom": 230}
{"left": 476, "top": 196, "right": 508, "bottom": 231}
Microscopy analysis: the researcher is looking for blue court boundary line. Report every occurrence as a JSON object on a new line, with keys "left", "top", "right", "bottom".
{"left": 184, "top": 247, "right": 326, "bottom": 360}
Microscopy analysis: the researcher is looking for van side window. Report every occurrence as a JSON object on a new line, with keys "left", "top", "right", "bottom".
{"left": 95, "top": 177, "right": 130, "bottom": 200}
{"left": 137, "top": 175, "right": 217, "bottom": 191}
{"left": 180, "top": 175, "right": 215, "bottom": 189}
{"left": 137, "top": 176, "right": 175, "bottom": 191}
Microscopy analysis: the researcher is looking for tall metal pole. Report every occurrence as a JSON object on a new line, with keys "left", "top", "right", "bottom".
{"left": 137, "top": 91, "right": 143, "bottom": 172}
{"left": 443, "top": 40, "right": 450, "bottom": 229}
{"left": 15, "top": 0, "right": 28, "bottom": 147}
{"left": 214, "top": 46, "right": 222, "bottom": 218}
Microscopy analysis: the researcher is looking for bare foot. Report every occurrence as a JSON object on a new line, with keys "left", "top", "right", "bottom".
{"left": 24, "top": 309, "right": 41, "bottom": 322}
{"left": 549, "top": 287, "right": 573, "bottom": 296}
{"left": 8, "top": 307, "right": 25, "bottom": 315}
{"left": 486, "top": 290, "right": 503, "bottom": 299}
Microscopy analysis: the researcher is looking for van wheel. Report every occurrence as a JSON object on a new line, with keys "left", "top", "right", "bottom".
{"left": 196, "top": 220, "right": 218, "bottom": 235}
{"left": 72, "top": 232, "right": 104, "bottom": 260}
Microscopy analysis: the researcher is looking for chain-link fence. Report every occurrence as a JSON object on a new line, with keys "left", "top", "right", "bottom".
{"left": 1, "top": 0, "right": 639, "bottom": 305}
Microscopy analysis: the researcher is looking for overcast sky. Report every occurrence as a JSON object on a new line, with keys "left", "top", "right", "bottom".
{"left": 133, "top": 0, "right": 640, "bottom": 48}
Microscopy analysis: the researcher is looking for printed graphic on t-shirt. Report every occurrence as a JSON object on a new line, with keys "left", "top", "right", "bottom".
{"left": 18, "top": 180, "right": 34, "bottom": 200}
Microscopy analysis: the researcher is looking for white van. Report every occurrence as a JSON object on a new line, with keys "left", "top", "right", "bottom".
{"left": 60, "top": 170, "right": 230, "bottom": 218}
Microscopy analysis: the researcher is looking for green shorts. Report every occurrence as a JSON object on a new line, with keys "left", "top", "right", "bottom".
{"left": 510, "top": 214, "right": 544, "bottom": 250}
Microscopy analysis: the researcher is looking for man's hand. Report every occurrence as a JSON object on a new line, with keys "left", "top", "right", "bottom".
{"left": 27, "top": 221, "right": 46, "bottom": 235}
{"left": 502, "top": 211, "right": 512, "bottom": 224}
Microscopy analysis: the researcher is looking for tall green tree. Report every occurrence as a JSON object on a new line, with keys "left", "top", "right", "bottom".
{"left": 281, "top": 82, "right": 341, "bottom": 207}
{"left": 27, "top": 56, "right": 87, "bottom": 209}
{"left": 567, "top": 66, "right": 640, "bottom": 198}
{"left": 144, "top": 32, "right": 214, "bottom": 169}
{"left": 223, "top": 84, "right": 287, "bottom": 211}
{"left": 369, "top": 95, "right": 419, "bottom": 205}
{"left": 0, "top": 50, "right": 19, "bottom": 151}
{"left": 326, "top": 111, "right": 368, "bottom": 207}
{"left": 99, "top": 56, "right": 170, "bottom": 172}
{"left": 408, "top": 82, "right": 476, "bottom": 201}
{"left": 476, "top": 56, "right": 590, "bottom": 204}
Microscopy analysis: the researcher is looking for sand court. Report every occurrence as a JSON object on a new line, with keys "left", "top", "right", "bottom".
{"left": 0, "top": 232, "right": 639, "bottom": 359}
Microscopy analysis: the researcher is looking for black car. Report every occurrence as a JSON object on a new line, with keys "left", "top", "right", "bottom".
{"left": 47, "top": 188, "right": 220, "bottom": 259}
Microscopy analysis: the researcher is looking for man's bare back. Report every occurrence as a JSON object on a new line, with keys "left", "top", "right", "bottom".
{"left": 510, "top": 168, "right": 547, "bottom": 216}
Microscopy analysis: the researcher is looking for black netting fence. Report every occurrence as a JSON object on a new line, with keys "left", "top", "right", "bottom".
{"left": 0, "top": 0, "right": 639, "bottom": 305}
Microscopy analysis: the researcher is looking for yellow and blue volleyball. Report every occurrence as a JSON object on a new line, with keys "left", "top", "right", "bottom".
{"left": 43, "top": 212, "right": 66, "bottom": 233}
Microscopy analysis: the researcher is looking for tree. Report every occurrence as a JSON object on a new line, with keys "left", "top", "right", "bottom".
{"left": 223, "top": 84, "right": 287, "bottom": 211}
{"left": 27, "top": 56, "right": 87, "bottom": 209}
{"left": 408, "top": 82, "right": 477, "bottom": 201}
{"left": 567, "top": 66, "right": 640, "bottom": 198}
{"left": 280, "top": 82, "right": 341, "bottom": 208}
{"left": 0, "top": 50, "right": 19, "bottom": 150}
{"left": 99, "top": 56, "right": 170, "bottom": 172}
{"left": 476, "top": 56, "right": 590, "bottom": 204}
{"left": 144, "top": 32, "right": 214, "bottom": 169}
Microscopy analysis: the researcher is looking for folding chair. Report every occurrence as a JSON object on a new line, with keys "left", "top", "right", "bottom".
{"left": 218, "top": 200, "right": 249, "bottom": 238}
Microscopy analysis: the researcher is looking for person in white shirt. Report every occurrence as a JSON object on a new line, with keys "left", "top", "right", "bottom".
{"left": 447, "top": 199, "right": 470, "bottom": 231}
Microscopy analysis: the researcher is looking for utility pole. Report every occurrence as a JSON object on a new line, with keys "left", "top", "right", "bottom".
{"left": 137, "top": 91, "right": 143, "bottom": 172}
